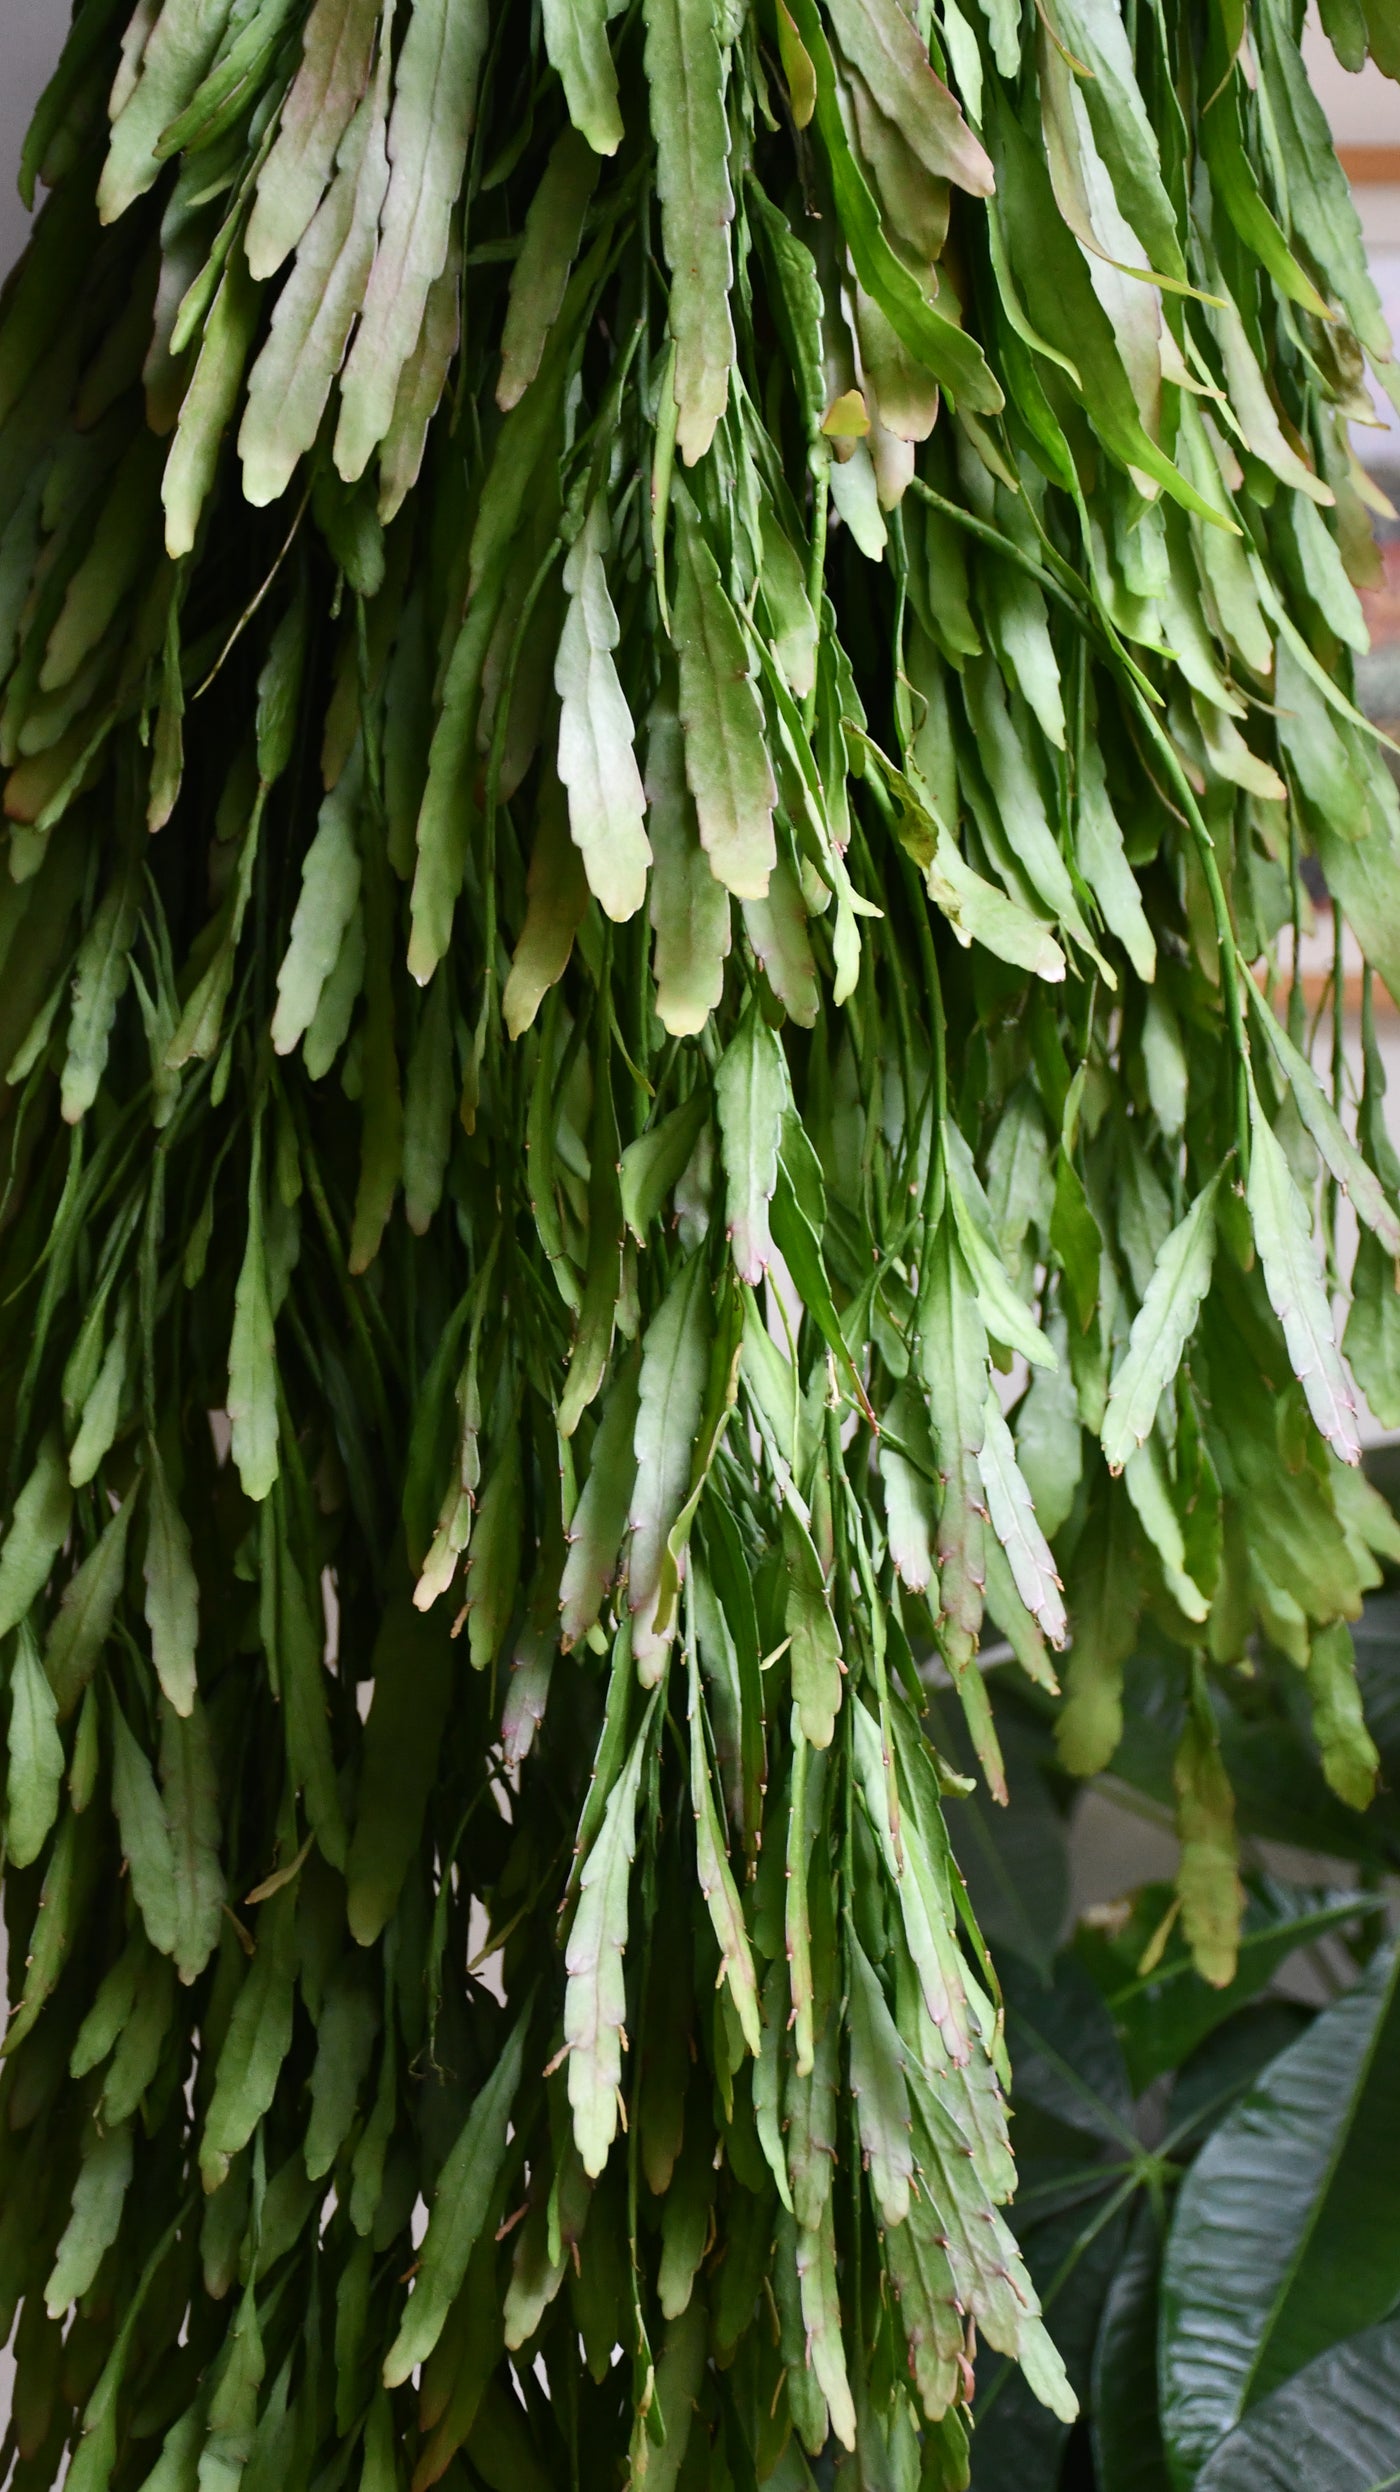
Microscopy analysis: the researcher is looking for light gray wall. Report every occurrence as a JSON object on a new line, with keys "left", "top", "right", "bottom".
{"left": 1303, "top": 15, "right": 1400, "bottom": 140}
{"left": 1, "top": 0, "right": 69, "bottom": 280}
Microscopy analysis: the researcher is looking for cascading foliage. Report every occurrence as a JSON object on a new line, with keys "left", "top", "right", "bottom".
{"left": 0, "top": 0, "right": 1399, "bottom": 2482}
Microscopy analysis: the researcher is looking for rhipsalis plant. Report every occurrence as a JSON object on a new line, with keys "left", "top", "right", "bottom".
{"left": 0, "top": 0, "right": 1398, "bottom": 2482}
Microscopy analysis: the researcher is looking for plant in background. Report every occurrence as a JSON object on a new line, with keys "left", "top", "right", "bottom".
{"left": 922, "top": 1609, "right": 1400, "bottom": 2489}
{"left": 0, "top": 0, "right": 1397, "bottom": 2484}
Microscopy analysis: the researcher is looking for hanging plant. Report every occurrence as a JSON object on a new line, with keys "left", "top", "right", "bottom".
{"left": 0, "top": 0, "right": 1397, "bottom": 2483}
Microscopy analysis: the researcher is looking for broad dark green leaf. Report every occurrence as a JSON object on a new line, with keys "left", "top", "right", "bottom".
{"left": 1092, "top": 2208, "right": 1172, "bottom": 2492}
{"left": 1195, "top": 2314, "right": 1400, "bottom": 2492}
{"left": 1161, "top": 1946, "right": 1400, "bottom": 2478}
{"left": 1000, "top": 1952, "right": 1135, "bottom": 2150}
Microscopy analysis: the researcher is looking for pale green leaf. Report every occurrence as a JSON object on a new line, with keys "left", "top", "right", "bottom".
{"left": 142, "top": 1441, "right": 199, "bottom": 1717}
{"left": 629, "top": 1254, "right": 711, "bottom": 1680}
{"left": 646, "top": 692, "right": 731, "bottom": 1036}
{"left": 825, "top": 0, "right": 992, "bottom": 194}
{"left": 6, "top": 1621, "right": 64, "bottom": 1870}
{"left": 110, "top": 1695, "right": 178, "bottom": 1960}
{"left": 978, "top": 1389, "right": 1067, "bottom": 1647}
{"left": 688, "top": 1646, "right": 761, "bottom": 2054}
{"left": 0, "top": 1432, "right": 73, "bottom": 1641}
{"left": 714, "top": 1005, "right": 785, "bottom": 1287}
{"left": 240, "top": 89, "right": 390, "bottom": 508}
{"left": 1252, "top": 999, "right": 1400, "bottom": 1261}
{"left": 334, "top": 0, "right": 490, "bottom": 480}
{"left": 541, "top": 0, "right": 622, "bottom": 158}
{"left": 160, "top": 1695, "right": 224, "bottom": 1984}
{"left": 564, "top": 1703, "right": 651, "bottom": 2177}
{"left": 847, "top": 1935, "right": 914, "bottom": 2227}
{"left": 1247, "top": 1093, "right": 1361, "bottom": 1465}
{"left": 643, "top": 0, "right": 735, "bottom": 463}
{"left": 1123, "top": 1436, "right": 1210, "bottom": 1624}
{"left": 228, "top": 1134, "right": 280, "bottom": 1503}
{"left": 45, "top": 1488, "right": 136, "bottom": 1719}
{"left": 382, "top": 2002, "right": 529, "bottom": 2382}
{"left": 673, "top": 494, "right": 777, "bottom": 901}
{"left": 61, "top": 862, "right": 140, "bottom": 1125}
{"left": 916, "top": 1220, "right": 989, "bottom": 1674}
{"left": 244, "top": 0, "right": 380, "bottom": 279}
{"left": 556, "top": 500, "right": 651, "bottom": 922}
{"left": 271, "top": 762, "right": 363, "bottom": 1055}
{"left": 1102, "top": 1175, "right": 1219, "bottom": 1474}
{"left": 45, "top": 2121, "right": 133, "bottom": 2315}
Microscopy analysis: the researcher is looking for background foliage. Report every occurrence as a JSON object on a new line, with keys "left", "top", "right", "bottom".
{"left": 0, "top": 0, "right": 1398, "bottom": 2483}
{"left": 934, "top": 1565, "right": 1400, "bottom": 2491}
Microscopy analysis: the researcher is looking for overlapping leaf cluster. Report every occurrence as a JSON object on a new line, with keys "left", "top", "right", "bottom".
{"left": 0, "top": 0, "right": 1398, "bottom": 2481}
